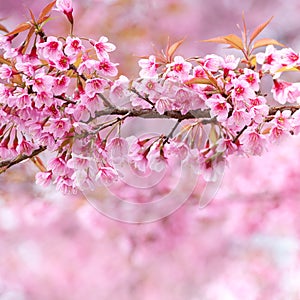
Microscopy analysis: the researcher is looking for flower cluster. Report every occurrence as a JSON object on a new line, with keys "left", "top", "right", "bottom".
{"left": 1, "top": 0, "right": 300, "bottom": 193}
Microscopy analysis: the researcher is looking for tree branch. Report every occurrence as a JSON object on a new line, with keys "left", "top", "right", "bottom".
{"left": 94, "top": 107, "right": 212, "bottom": 121}
{"left": 0, "top": 146, "right": 47, "bottom": 174}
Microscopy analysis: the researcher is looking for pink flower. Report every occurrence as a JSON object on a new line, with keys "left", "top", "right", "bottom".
{"left": 166, "top": 56, "right": 192, "bottom": 81}
{"left": 206, "top": 94, "right": 231, "bottom": 122}
{"left": 155, "top": 97, "right": 173, "bottom": 114}
{"left": 192, "top": 66, "right": 207, "bottom": 78}
{"left": 52, "top": 54, "right": 71, "bottom": 71}
{"left": 48, "top": 156, "right": 68, "bottom": 176}
{"left": 240, "top": 69, "right": 260, "bottom": 91}
{"left": 280, "top": 48, "right": 300, "bottom": 66}
{"left": 0, "top": 64, "right": 13, "bottom": 81}
{"left": 47, "top": 118, "right": 71, "bottom": 138}
{"left": 271, "top": 80, "right": 300, "bottom": 104}
{"left": 147, "top": 142, "right": 167, "bottom": 172}
{"left": 269, "top": 126, "right": 289, "bottom": 143}
{"left": 64, "top": 36, "right": 84, "bottom": 57}
{"left": 227, "top": 109, "right": 252, "bottom": 131}
{"left": 56, "top": 0, "right": 73, "bottom": 13}
{"left": 77, "top": 59, "right": 98, "bottom": 75}
{"left": 56, "top": 0, "right": 73, "bottom": 24}
{"left": 106, "top": 137, "right": 129, "bottom": 164}
{"left": 53, "top": 75, "right": 70, "bottom": 95}
{"left": 240, "top": 129, "right": 266, "bottom": 156}
{"left": 216, "top": 138, "right": 238, "bottom": 155}
{"left": 66, "top": 104, "right": 90, "bottom": 122}
{"left": 15, "top": 61, "right": 36, "bottom": 77}
{"left": 109, "top": 75, "right": 130, "bottom": 103}
{"left": 249, "top": 104, "right": 269, "bottom": 124}
{"left": 67, "top": 154, "right": 91, "bottom": 169}
{"left": 35, "top": 91, "right": 53, "bottom": 108}
{"left": 55, "top": 176, "right": 76, "bottom": 194}
{"left": 256, "top": 45, "right": 282, "bottom": 74}
{"left": 85, "top": 78, "right": 107, "bottom": 98}
{"left": 231, "top": 78, "right": 256, "bottom": 101}
{"left": 96, "top": 58, "right": 118, "bottom": 77}
{"left": 81, "top": 94, "right": 102, "bottom": 117}
{"left": 96, "top": 166, "right": 119, "bottom": 185}
{"left": 37, "top": 36, "right": 63, "bottom": 60}
{"left": 32, "top": 74, "right": 54, "bottom": 93}
{"left": 138, "top": 55, "right": 159, "bottom": 78}
{"left": 221, "top": 55, "right": 240, "bottom": 70}
{"left": 16, "top": 92, "right": 31, "bottom": 109}
{"left": 272, "top": 110, "right": 292, "bottom": 130}
{"left": 91, "top": 36, "right": 116, "bottom": 60}
{"left": 35, "top": 171, "right": 52, "bottom": 187}
{"left": 71, "top": 169, "right": 95, "bottom": 190}
{"left": 164, "top": 140, "right": 189, "bottom": 160}
{"left": 203, "top": 54, "right": 223, "bottom": 72}
{"left": 16, "top": 138, "right": 36, "bottom": 155}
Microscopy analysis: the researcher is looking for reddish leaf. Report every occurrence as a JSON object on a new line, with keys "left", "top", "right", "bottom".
{"left": 223, "top": 34, "right": 244, "bottom": 50}
{"left": 28, "top": 8, "right": 36, "bottom": 24}
{"left": 250, "top": 16, "right": 274, "bottom": 44}
{"left": 0, "top": 23, "right": 9, "bottom": 33}
{"left": 201, "top": 36, "right": 228, "bottom": 44}
{"left": 21, "top": 27, "right": 35, "bottom": 54}
{"left": 185, "top": 77, "right": 212, "bottom": 85}
{"left": 6, "top": 22, "right": 31, "bottom": 36}
{"left": 253, "top": 38, "right": 285, "bottom": 50}
{"left": 167, "top": 39, "right": 185, "bottom": 59}
{"left": 202, "top": 34, "right": 244, "bottom": 51}
{"left": 38, "top": 0, "right": 56, "bottom": 24}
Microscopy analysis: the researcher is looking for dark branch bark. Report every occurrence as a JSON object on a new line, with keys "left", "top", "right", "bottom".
{"left": 94, "top": 107, "right": 212, "bottom": 121}
{"left": 0, "top": 146, "right": 46, "bottom": 173}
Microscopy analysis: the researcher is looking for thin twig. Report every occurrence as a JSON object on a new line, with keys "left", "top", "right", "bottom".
{"left": 163, "top": 119, "right": 182, "bottom": 145}
{"left": 130, "top": 88, "right": 155, "bottom": 106}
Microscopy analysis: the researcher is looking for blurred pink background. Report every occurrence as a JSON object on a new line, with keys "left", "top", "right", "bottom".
{"left": 1, "top": 1, "right": 300, "bottom": 299}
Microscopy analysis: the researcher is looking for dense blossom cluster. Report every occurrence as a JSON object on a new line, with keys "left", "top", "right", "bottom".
{"left": 1, "top": 0, "right": 300, "bottom": 193}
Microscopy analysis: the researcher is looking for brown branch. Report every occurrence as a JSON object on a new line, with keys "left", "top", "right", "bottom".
{"left": 269, "top": 104, "right": 300, "bottom": 115}
{"left": 0, "top": 146, "right": 46, "bottom": 173}
{"left": 94, "top": 107, "right": 212, "bottom": 121}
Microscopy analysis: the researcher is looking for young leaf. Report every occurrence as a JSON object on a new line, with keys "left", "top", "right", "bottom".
{"left": 201, "top": 36, "right": 228, "bottom": 44}
{"left": 21, "top": 27, "right": 35, "bottom": 54}
{"left": 223, "top": 34, "right": 244, "bottom": 50}
{"left": 37, "top": 0, "right": 56, "bottom": 24}
{"left": 185, "top": 77, "right": 213, "bottom": 85}
{"left": 5, "top": 22, "right": 31, "bottom": 36}
{"left": 28, "top": 8, "right": 36, "bottom": 24}
{"left": 253, "top": 38, "right": 285, "bottom": 50}
{"left": 0, "top": 23, "right": 9, "bottom": 33}
{"left": 167, "top": 39, "right": 185, "bottom": 60}
{"left": 250, "top": 16, "right": 273, "bottom": 44}
{"left": 202, "top": 34, "right": 244, "bottom": 51}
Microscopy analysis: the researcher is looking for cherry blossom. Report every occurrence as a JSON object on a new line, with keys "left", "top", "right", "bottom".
{"left": 138, "top": 55, "right": 159, "bottom": 78}
{"left": 91, "top": 36, "right": 116, "bottom": 60}
{"left": 1, "top": 0, "right": 300, "bottom": 198}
